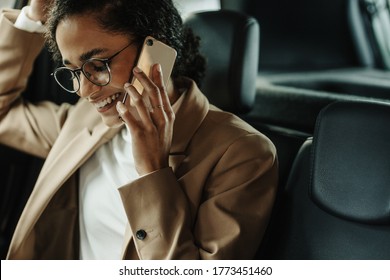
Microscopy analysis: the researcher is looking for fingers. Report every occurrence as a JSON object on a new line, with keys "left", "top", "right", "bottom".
{"left": 149, "top": 64, "right": 165, "bottom": 111}
{"left": 116, "top": 64, "right": 174, "bottom": 131}
{"left": 29, "top": 0, "right": 54, "bottom": 23}
{"left": 133, "top": 65, "right": 164, "bottom": 113}
{"left": 116, "top": 101, "right": 137, "bottom": 129}
{"left": 151, "top": 64, "right": 175, "bottom": 120}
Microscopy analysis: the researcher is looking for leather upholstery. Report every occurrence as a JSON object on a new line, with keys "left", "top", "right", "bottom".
{"left": 312, "top": 101, "right": 390, "bottom": 224}
{"left": 184, "top": 10, "right": 259, "bottom": 114}
{"left": 259, "top": 100, "right": 390, "bottom": 259}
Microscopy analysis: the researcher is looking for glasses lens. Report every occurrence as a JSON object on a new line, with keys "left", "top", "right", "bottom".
{"left": 54, "top": 68, "right": 79, "bottom": 93}
{"left": 82, "top": 60, "right": 110, "bottom": 86}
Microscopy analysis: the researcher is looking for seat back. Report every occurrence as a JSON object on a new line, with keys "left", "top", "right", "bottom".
{"left": 260, "top": 100, "right": 390, "bottom": 259}
{"left": 184, "top": 10, "right": 259, "bottom": 114}
{"left": 221, "top": 0, "right": 374, "bottom": 71}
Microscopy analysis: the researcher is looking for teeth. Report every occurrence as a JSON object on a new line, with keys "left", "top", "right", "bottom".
{"left": 95, "top": 93, "right": 120, "bottom": 109}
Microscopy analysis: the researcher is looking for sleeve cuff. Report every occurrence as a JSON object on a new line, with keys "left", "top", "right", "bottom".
{"left": 14, "top": 6, "right": 46, "bottom": 33}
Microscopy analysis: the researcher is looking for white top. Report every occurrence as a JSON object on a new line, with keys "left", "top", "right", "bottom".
{"left": 14, "top": 6, "right": 46, "bottom": 33}
{"left": 78, "top": 93, "right": 185, "bottom": 260}
{"left": 79, "top": 127, "right": 138, "bottom": 259}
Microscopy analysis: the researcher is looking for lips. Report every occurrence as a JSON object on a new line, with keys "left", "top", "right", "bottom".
{"left": 93, "top": 92, "right": 121, "bottom": 110}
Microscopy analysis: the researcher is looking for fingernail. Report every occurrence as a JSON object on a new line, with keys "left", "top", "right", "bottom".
{"left": 116, "top": 101, "right": 127, "bottom": 114}
{"left": 133, "top": 66, "right": 142, "bottom": 73}
{"left": 124, "top": 82, "right": 131, "bottom": 88}
{"left": 156, "top": 64, "right": 162, "bottom": 72}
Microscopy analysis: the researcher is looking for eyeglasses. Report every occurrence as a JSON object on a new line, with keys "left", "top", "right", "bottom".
{"left": 52, "top": 42, "right": 134, "bottom": 93}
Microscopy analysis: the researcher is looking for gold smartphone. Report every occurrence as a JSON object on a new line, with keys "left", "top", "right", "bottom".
{"left": 122, "top": 36, "right": 177, "bottom": 103}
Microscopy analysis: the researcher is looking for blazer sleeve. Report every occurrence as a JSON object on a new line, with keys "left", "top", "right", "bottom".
{"left": 118, "top": 132, "right": 278, "bottom": 259}
{"left": 0, "top": 9, "right": 71, "bottom": 158}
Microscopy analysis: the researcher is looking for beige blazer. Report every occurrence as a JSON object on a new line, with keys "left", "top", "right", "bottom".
{"left": 0, "top": 9, "right": 278, "bottom": 259}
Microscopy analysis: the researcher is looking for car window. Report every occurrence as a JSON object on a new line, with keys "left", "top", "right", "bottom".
{"left": 0, "top": 0, "right": 17, "bottom": 9}
{"left": 173, "top": 0, "right": 220, "bottom": 19}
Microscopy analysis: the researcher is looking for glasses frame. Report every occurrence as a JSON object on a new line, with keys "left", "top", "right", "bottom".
{"left": 52, "top": 42, "right": 134, "bottom": 93}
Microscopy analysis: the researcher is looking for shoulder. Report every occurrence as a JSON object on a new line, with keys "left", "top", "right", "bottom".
{"left": 193, "top": 105, "right": 276, "bottom": 163}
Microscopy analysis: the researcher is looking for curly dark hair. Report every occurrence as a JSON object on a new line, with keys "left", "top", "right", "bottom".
{"left": 45, "top": 0, "right": 206, "bottom": 86}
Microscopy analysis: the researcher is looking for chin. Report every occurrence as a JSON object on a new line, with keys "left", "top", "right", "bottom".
{"left": 101, "top": 114, "right": 123, "bottom": 128}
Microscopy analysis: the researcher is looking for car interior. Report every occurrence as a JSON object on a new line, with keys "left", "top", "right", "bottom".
{"left": 1, "top": 0, "right": 390, "bottom": 259}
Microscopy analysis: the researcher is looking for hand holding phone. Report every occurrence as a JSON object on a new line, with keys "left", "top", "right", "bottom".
{"left": 117, "top": 36, "right": 177, "bottom": 176}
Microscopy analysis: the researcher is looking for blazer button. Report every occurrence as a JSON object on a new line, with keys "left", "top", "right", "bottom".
{"left": 136, "top": 229, "right": 147, "bottom": 240}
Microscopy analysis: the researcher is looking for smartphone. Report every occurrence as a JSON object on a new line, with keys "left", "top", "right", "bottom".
{"left": 122, "top": 36, "right": 177, "bottom": 103}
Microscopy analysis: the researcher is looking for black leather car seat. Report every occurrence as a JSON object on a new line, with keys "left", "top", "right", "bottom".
{"left": 260, "top": 100, "right": 390, "bottom": 259}
{"left": 184, "top": 9, "right": 259, "bottom": 114}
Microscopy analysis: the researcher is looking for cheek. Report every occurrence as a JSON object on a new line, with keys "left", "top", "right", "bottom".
{"left": 73, "top": 79, "right": 79, "bottom": 90}
{"left": 109, "top": 65, "right": 133, "bottom": 87}
{"left": 109, "top": 48, "right": 139, "bottom": 87}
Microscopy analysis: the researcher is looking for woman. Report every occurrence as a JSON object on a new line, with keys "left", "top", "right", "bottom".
{"left": 0, "top": 0, "right": 278, "bottom": 259}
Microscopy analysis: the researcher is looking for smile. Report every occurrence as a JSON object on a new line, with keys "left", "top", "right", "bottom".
{"left": 94, "top": 93, "right": 121, "bottom": 110}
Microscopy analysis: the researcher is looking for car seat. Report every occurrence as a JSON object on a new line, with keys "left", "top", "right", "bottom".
{"left": 260, "top": 100, "right": 390, "bottom": 259}
{"left": 184, "top": 9, "right": 259, "bottom": 114}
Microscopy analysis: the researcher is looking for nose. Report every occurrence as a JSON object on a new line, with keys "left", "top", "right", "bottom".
{"left": 78, "top": 74, "right": 102, "bottom": 98}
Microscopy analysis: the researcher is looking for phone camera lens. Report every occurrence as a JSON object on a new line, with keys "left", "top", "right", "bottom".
{"left": 146, "top": 39, "right": 154, "bottom": 46}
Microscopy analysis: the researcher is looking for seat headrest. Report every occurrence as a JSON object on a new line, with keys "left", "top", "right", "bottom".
{"left": 184, "top": 10, "right": 259, "bottom": 114}
{"left": 311, "top": 101, "right": 390, "bottom": 224}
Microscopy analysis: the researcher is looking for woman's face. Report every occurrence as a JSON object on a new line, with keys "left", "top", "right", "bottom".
{"left": 55, "top": 15, "right": 138, "bottom": 127}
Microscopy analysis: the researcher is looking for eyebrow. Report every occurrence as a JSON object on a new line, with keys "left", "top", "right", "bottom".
{"left": 62, "top": 47, "right": 108, "bottom": 66}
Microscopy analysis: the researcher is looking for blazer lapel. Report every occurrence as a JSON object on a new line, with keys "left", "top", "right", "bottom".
{"left": 168, "top": 78, "right": 209, "bottom": 169}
